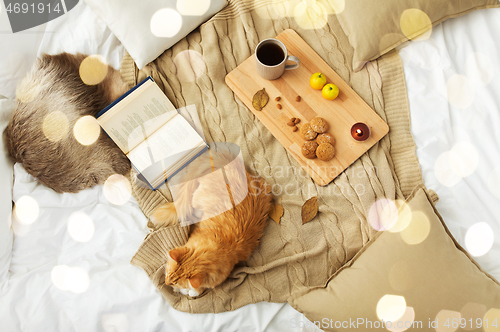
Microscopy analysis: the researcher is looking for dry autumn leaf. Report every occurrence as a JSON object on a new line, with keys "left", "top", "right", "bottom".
{"left": 252, "top": 88, "right": 269, "bottom": 111}
{"left": 301, "top": 196, "right": 318, "bottom": 224}
{"left": 269, "top": 204, "right": 284, "bottom": 225}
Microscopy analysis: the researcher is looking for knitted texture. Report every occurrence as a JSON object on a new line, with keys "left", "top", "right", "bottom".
{"left": 123, "top": 0, "right": 426, "bottom": 313}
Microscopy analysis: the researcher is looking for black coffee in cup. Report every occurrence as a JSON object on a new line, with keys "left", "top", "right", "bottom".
{"left": 257, "top": 43, "right": 285, "bottom": 66}
{"left": 255, "top": 38, "right": 299, "bottom": 80}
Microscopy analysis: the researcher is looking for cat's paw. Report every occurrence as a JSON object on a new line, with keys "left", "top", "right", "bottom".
{"left": 174, "top": 287, "right": 201, "bottom": 297}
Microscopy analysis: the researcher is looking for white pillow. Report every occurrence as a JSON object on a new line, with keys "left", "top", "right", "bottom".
{"left": 0, "top": 96, "right": 15, "bottom": 283}
{"left": 82, "top": 0, "right": 228, "bottom": 69}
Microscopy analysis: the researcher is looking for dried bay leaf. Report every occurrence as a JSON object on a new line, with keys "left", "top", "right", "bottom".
{"left": 301, "top": 196, "right": 318, "bottom": 224}
{"left": 269, "top": 204, "right": 284, "bottom": 225}
{"left": 252, "top": 88, "right": 269, "bottom": 111}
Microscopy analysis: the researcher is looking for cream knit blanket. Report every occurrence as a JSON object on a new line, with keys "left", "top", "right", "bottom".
{"left": 120, "top": 0, "right": 429, "bottom": 313}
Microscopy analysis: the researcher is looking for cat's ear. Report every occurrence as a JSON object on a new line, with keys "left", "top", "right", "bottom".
{"left": 168, "top": 247, "right": 188, "bottom": 263}
{"left": 188, "top": 274, "right": 204, "bottom": 289}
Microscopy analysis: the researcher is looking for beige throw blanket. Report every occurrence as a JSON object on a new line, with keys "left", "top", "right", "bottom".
{"left": 121, "top": 0, "right": 428, "bottom": 313}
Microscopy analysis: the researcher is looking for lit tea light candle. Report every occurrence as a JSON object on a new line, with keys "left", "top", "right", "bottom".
{"left": 351, "top": 122, "right": 370, "bottom": 141}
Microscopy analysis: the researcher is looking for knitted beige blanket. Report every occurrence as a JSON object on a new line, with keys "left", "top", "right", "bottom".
{"left": 121, "top": 0, "right": 428, "bottom": 313}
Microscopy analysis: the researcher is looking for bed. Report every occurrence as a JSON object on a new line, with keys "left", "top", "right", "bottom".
{"left": 1, "top": 1, "right": 499, "bottom": 331}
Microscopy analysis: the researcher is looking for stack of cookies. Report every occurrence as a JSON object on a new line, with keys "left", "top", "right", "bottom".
{"left": 299, "top": 117, "right": 336, "bottom": 161}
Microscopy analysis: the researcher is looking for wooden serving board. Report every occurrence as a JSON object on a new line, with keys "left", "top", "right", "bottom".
{"left": 225, "top": 29, "right": 389, "bottom": 186}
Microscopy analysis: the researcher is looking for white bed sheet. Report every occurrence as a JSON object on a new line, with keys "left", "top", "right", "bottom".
{"left": 400, "top": 7, "right": 500, "bottom": 281}
{"left": 0, "top": 2, "right": 316, "bottom": 331}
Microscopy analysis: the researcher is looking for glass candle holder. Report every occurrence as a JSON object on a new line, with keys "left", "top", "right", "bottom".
{"left": 350, "top": 122, "right": 370, "bottom": 141}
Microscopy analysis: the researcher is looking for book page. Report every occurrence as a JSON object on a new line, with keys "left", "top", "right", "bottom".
{"left": 127, "top": 114, "right": 205, "bottom": 173}
{"left": 98, "top": 81, "right": 177, "bottom": 153}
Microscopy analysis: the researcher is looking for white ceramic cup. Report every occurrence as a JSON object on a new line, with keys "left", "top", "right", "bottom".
{"left": 255, "top": 38, "right": 300, "bottom": 80}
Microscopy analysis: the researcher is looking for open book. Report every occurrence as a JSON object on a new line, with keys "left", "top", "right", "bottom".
{"left": 96, "top": 77, "right": 208, "bottom": 190}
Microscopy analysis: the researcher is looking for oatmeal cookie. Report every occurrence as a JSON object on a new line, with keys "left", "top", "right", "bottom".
{"left": 316, "top": 143, "right": 335, "bottom": 161}
{"left": 301, "top": 141, "right": 318, "bottom": 159}
{"left": 310, "top": 117, "right": 329, "bottom": 133}
{"left": 316, "top": 133, "right": 335, "bottom": 146}
{"left": 300, "top": 123, "right": 318, "bottom": 140}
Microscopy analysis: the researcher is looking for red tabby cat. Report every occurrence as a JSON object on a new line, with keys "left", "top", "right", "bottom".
{"left": 150, "top": 148, "right": 273, "bottom": 297}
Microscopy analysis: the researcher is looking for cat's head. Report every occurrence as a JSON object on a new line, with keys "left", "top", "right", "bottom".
{"left": 164, "top": 246, "right": 209, "bottom": 297}
{"left": 164, "top": 245, "right": 236, "bottom": 297}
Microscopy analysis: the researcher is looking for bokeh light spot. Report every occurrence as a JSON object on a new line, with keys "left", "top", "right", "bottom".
{"left": 74, "top": 115, "right": 100, "bottom": 146}
{"left": 465, "top": 52, "right": 494, "bottom": 86}
{"left": 103, "top": 174, "right": 132, "bottom": 205}
{"left": 368, "top": 198, "right": 398, "bottom": 231}
{"left": 446, "top": 74, "right": 475, "bottom": 109}
{"left": 449, "top": 142, "right": 479, "bottom": 178}
{"left": 386, "top": 307, "right": 415, "bottom": 332}
{"left": 294, "top": 1, "right": 328, "bottom": 30}
{"left": 460, "top": 303, "right": 487, "bottom": 331}
{"left": 483, "top": 308, "right": 500, "bottom": 332}
{"left": 379, "top": 33, "right": 406, "bottom": 55}
{"left": 43, "top": 111, "right": 70, "bottom": 142}
{"left": 326, "top": 0, "right": 345, "bottom": 14}
{"left": 270, "top": 0, "right": 292, "bottom": 18}
{"left": 173, "top": 50, "right": 207, "bottom": 82}
{"left": 51, "top": 265, "right": 72, "bottom": 291}
{"left": 68, "top": 211, "right": 95, "bottom": 243}
{"left": 465, "top": 222, "right": 494, "bottom": 257}
{"left": 177, "top": 0, "right": 210, "bottom": 16}
{"left": 435, "top": 310, "right": 461, "bottom": 332}
{"left": 150, "top": 8, "right": 182, "bottom": 38}
{"left": 434, "top": 151, "right": 462, "bottom": 187}
{"left": 400, "top": 9, "right": 432, "bottom": 41}
{"left": 388, "top": 200, "right": 412, "bottom": 233}
{"left": 52, "top": 265, "right": 89, "bottom": 293}
{"left": 400, "top": 211, "right": 430, "bottom": 245}
{"left": 376, "top": 294, "right": 406, "bottom": 323}
{"left": 13, "top": 195, "right": 39, "bottom": 225}
{"left": 65, "top": 267, "right": 90, "bottom": 293}
{"left": 79, "top": 55, "right": 108, "bottom": 86}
